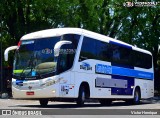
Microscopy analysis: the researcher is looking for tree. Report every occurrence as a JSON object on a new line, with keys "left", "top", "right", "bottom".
{"left": 0, "top": 0, "right": 160, "bottom": 90}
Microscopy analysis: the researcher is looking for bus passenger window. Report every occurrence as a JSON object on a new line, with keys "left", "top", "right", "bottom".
{"left": 79, "top": 37, "right": 96, "bottom": 61}
{"left": 112, "top": 45, "right": 120, "bottom": 61}
{"left": 113, "top": 49, "right": 120, "bottom": 60}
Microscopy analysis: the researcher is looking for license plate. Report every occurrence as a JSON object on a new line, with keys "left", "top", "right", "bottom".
{"left": 26, "top": 91, "right": 34, "bottom": 95}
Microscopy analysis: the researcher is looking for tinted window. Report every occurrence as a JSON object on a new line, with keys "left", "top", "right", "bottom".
{"left": 13, "top": 37, "right": 61, "bottom": 78}
{"left": 96, "top": 40, "right": 111, "bottom": 62}
{"left": 58, "top": 44, "right": 75, "bottom": 73}
{"left": 61, "top": 34, "right": 80, "bottom": 49}
{"left": 57, "top": 34, "right": 80, "bottom": 74}
{"left": 110, "top": 44, "right": 133, "bottom": 68}
{"left": 79, "top": 37, "right": 97, "bottom": 61}
{"left": 79, "top": 37, "right": 152, "bottom": 69}
{"left": 109, "top": 43, "right": 152, "bottom": 69}
{"left": 80, "top": 37, "right": 111, "bottom": 61}
{"left": 133, "top": 51, "right": 152, "bottom": 69}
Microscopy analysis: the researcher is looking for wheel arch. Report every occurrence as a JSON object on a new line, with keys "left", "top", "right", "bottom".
{"left": 78, "top": 81, "right": 90, "bottom": 98}
{"left": 134, "top": 86, "right": 141, "bottom": 98}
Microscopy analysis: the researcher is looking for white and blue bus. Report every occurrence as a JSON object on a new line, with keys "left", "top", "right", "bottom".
{"left": 4, "top": 28, "right": 154, "bottom": 106}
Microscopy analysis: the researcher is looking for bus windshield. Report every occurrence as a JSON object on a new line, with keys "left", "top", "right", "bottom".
{"left": 13, "top": 36, "right": 60, "bottom": 79}
{"left": 13, "top": 34, "right": 80, "bottom": 80}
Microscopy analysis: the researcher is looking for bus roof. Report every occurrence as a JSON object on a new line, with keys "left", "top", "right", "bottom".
{"left": 21, "top": 28, "right": 152, "bottom": 55}
{"left": 21, "top": 28, "right": 83, "bottom": 40}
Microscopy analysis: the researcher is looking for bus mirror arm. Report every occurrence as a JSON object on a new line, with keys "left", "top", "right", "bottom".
{"left": 54, "top": 40, "right": 72, "bottom": 57}
{"left": 4, "top": 46, "right": 18, "bottom": 61}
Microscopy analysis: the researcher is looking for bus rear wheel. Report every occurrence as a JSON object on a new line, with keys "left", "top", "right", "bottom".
{"left": 77, "top": 86, "right": 86, "bottom": 106}
{"left": 39, "top": 99, "right": 48, "bottom": 107}
{"left": 133, "top": 88, "right": 141, "bottom": 104}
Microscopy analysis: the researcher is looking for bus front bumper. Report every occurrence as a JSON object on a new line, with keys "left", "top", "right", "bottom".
{"left": 12, "top": 85, "right": 59, "bottom": 99}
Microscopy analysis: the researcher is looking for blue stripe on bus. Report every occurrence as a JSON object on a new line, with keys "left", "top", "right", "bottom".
{"left": 112, "top": 66, "right": 153, "bottom": 80}
{"left": 95, "top": 64, "right": 153, "bottom": 80}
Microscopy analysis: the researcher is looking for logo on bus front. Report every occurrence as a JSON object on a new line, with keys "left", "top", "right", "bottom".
{"left": 80, "top": 62, "right": 92, "bottom": 71}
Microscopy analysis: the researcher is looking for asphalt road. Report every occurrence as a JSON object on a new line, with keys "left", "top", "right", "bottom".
{"left": 0, "top": 98, "right": 160, "bottom": 109}
{"left": 0, "top": 98, "right": 160, "bottom": 118}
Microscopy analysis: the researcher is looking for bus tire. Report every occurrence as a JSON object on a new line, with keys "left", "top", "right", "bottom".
{"left": 39, "top": 99, "right": 48, "bottom": 107}
{"left": 77, "top": 86, "right": 86, "bottom": 106}
{"left": 99, "top": 99, "right": 112, "bottom": 106}
{"left": 133, "top": 88, "right": 141, "bottom": 104}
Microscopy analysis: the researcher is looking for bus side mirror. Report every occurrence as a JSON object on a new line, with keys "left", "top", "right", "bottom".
{"left": 54, "top": 40, "right": 72, "bottom": 57}
{"left": 4, "top": 46, "right": 18, "bottom": 61}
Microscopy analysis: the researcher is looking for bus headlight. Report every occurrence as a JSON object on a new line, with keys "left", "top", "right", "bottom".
{"left": 52, "top": 90, "right": 56, "bottom": 93}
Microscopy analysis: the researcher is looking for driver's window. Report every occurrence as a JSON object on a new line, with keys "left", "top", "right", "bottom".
{"left": 58, "top": 45, "right": 75, "bottom": 73}
{"left": 59, "top": 54, "right": 68, "bottom": 72}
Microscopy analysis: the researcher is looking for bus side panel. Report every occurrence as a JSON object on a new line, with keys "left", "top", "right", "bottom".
{"left": 58, "top": 72, "right": 75, "bottom": 98}
{"left": 74, "top": 72, "right": 94, "bottom": 98}
{"left": 74, "top": 59, "right": 113, "bottom": 98}
{"left": 111, "top": 75, "right": 134, "bottom": 95}
{"left": 94, "top": 74, "right": 112, "bottom": 98}
{"left": 134, "top": 78, "right": 154, "bottom": 99}
{"left": 74, "top": 72, "right": 114, "bottom": 99}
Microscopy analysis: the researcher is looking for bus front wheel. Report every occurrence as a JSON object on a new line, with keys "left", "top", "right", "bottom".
{"left": 77, "top": 86, "right": 86, "bottom": 106}
{"left": 39, "top": 99, "right": 48, "bottom": 107}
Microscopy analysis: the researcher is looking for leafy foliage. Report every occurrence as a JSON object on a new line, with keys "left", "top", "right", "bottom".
{"left": 0, "top": 0, "right": 160, "bottom": 88}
